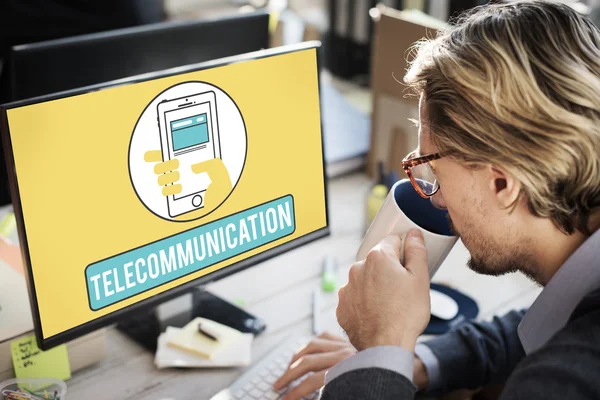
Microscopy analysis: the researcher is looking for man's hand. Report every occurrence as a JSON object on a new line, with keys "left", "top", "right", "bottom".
{"left": 414, "top": 354, "right": 430, "bottom": 391}
{"left": 336, "top": 229, "right": 431, "bottom": 352}
{"left": 273, "top": 332, "right": 356, "bottom": 400}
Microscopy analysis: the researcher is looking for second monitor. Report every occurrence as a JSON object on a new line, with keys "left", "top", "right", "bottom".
{"left": 7, "top": 11, "right": 271, "bottom": 102}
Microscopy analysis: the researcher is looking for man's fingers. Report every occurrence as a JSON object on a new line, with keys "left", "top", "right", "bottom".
{"left": 157, "top": 171, "right": 180, "bottom": 186}
{"left": 273, "top": 355, "right": 316, "bottom": 391}
{"left": 318, "top": 331, "right": 348, "bottom": 342}
{"left": 281, "top": 370, "right": 326, "bottom": 400}
{"left": 371, "top": 234, "right": 403, "bottom": 261}
{"left": 274, "top": 352, "right": 345, "bottom": 391}
{"left": 154, "top": 159, "right": 179, "bottom": 175}
{"left": 289, "top": 338, "right": 350, "bottom": 366}
{"left": 144, "top": 150, "right": 162, "bottom": 163}
{"left": 403, "top": 229, "right": 429, "bottom": 278}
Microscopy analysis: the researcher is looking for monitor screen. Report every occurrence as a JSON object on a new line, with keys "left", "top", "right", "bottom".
{"left": 0, "top": 43, "right": 328, "bottom": 349}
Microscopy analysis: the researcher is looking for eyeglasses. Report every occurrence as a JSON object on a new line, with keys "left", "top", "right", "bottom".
{"left": 401, "top": 150, "right": 443, "bottom": 198}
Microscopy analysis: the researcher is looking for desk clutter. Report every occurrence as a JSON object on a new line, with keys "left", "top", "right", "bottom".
{"left": 1, "top": 332, "right": 69, "bottom": 400}
{"left": 155, "top": 318, "right": 254, "bottom": 369}
{"left": 0, "top": 378, "right": 67, "bottom": 400}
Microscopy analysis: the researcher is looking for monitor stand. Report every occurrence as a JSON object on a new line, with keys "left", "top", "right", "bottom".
{"left": 116, "top": 287, "right": 266, "bottom": 352}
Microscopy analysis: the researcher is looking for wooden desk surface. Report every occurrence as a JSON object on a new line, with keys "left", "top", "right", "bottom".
{"left": 66, "top": 172, "right": 541, "bottom": 399}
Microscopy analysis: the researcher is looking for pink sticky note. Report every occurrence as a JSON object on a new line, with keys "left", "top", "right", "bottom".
{"left": 0, "top": 237, "right": 23, "bottom": 274}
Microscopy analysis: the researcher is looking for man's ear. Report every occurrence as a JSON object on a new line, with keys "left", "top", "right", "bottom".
{"left": 488, "top": 166, "right": 521, "bottom": 209}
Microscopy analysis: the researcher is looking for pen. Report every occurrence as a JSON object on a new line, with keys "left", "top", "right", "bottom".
{"left": 198, "top": 323, "right": 220, "bottom": 341}
{"left": 312, "top": 288, "right": 321, "bottom": 335}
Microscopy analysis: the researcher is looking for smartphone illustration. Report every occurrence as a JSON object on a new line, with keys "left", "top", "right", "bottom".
{"left": 157, "top": 91, "right": 221, "bottom": 217}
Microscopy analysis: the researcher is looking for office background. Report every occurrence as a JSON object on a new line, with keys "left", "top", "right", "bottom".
{"left": 0, "top": 0, "right": 598, "bottom": 398}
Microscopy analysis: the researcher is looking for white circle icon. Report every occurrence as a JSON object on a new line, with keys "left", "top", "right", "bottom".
{"left": 129, "top": 81, "right": 247, "bottom": 222}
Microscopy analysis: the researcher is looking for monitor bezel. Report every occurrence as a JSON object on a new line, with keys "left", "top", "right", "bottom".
{"left": 0, "top": 41, "right": 330, "bottom": 350}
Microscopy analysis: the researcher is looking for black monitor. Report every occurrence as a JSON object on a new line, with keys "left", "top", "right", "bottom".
{"left": 0, "top": 41, "right": 329, "bottom": 350}
{"left": 7, "top": 11, "right": 270, "bottom": 102}
{"left": 0, "top": 11, "right": 270, "bottom": 208}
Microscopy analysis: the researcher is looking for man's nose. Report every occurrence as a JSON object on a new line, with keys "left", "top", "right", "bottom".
{"left": 431, "top": 190, "right": 447, "bottom": 210}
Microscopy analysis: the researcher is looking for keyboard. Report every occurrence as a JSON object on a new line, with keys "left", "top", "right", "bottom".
{"left": 210, "top": 334, "right": 320, "bottom": 400}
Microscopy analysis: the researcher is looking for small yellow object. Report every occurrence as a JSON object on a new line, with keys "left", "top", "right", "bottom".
{"left": 0, "top": 212, "right": 16, "bottom": 238}
{"left": 366, "top": 184, "right": 388, "bottom": 225}
{"left": 269, "top": 12, "right": 280, "bottom": 34}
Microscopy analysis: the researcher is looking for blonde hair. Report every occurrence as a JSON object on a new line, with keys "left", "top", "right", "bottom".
{"left": 404, "top": 0, "right": 600, "bottom": 235}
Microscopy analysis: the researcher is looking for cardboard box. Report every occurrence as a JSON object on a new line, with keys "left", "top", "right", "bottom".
{"left": 367, "top": 6, "right": 448, "bottom": 178}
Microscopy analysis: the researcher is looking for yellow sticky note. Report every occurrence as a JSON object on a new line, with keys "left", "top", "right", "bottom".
{"left": 0, "top": 212, "right": 16, "bottom": 238}
{"left": 269, "top": 12, "right": 280, "bottom": 34}
{"left": 11, "top": 334, "right": 71, "bottom": 381}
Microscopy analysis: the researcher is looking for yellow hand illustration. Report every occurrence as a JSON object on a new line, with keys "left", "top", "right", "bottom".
{"left": 144, "top": 150, "right": 233, "bottom": 219}
{"left": 190, "top": 158, "right": 232, "bottom": 210}
{"left": 144, "top": 150, "right": 182, "bottom": 196}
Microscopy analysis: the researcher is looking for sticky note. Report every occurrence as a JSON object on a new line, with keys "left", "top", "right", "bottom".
{"left": 269, "top": 12, "right": 280, "bottom": 34}
{"left": 11, "top": 334, "right": 71, "bottom": 381}
{"left": 0, "top": 237, "right": 23, "bottom": 274}
{"left": 0, "top": 212, "right": 16, "bottom": 238}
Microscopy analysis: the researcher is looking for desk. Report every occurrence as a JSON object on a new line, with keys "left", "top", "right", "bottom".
{"left": 64, "top": 171, "right": 541, "bottom": 399}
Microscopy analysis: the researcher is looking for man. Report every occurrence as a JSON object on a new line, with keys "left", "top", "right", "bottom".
{"left": 273, "top": 0, "right": 600, "bottom": 398}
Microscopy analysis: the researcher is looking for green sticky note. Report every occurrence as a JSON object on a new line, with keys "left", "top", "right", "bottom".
{"left": 0, "top": 212, "right": 16, "bottom": 238}
{"left": 11, "top": 334, "right": 71, "bottom": 382}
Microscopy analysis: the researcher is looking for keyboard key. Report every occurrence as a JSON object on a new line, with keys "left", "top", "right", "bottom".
{"left": 266, "top": 391, "right": 280, "bottom": 400}
{"left": 264, "top": 374, "right": 278, "bottom": 384}
{"left": 243, "top": 384, "right": 253, "bottom": 392}
{"left": 258, "top": 382, "right": 271, "bottom": 392}
{"left": 259, "top": 369, "right": 270, "bottom": 377}
{"left": 249, "top": 388, "right": 264, "bottom": 399}
{"left": 252, "top": 376, "right": 261, "bottom": 385}
{"left": 234, "top": 390, "right": 246, "bottom": 399}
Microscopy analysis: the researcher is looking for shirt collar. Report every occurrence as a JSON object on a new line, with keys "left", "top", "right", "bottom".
{"left": 518, "top": 228, "right": 600, "bottom": 354}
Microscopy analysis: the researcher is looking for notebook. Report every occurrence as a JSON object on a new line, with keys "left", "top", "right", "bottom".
{"left": 155, "top": 326, "right": 253, "bottom": 369}
{"left": 166, "top": 317, "right": 245, "bottom": 359}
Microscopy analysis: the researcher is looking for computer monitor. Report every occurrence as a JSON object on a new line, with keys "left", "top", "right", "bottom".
{"left": 0, "top": 41, "right": 329, "bottom": 350}
{"left": 7, "top": 11, "right": 270, "bottom": 102}
{"left": 0, "top": 11, "right": 270, "bottom": 208}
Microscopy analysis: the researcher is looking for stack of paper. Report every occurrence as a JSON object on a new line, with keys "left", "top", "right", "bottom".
{"left": 154, "top": 318, "right": 253, "bottom": 369}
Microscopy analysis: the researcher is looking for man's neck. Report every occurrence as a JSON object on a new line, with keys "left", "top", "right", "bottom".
{"left": 529, "top": 219, "right": 596, "bottom": 286}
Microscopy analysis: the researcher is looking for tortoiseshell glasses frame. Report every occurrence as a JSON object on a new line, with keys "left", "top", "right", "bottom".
{"left": 401, "top": 150, "right": 443, "bottom": 198}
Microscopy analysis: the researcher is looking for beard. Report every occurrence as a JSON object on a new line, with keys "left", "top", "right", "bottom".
{"left": 446, "top": 209, "right": 541, "bottom": 283}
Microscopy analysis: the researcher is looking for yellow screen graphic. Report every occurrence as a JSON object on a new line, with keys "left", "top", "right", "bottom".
{"left": 5, "top": 48, "right": 326, "bottom": 340}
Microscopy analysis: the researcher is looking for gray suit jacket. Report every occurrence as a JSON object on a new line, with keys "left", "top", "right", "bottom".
{"left": 319, "top": 288, "right": 600, "bottom": 399}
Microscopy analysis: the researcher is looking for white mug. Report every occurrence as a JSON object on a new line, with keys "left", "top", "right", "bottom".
{"left": 357, "top": 179, "right": 458, "bottom": 279}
